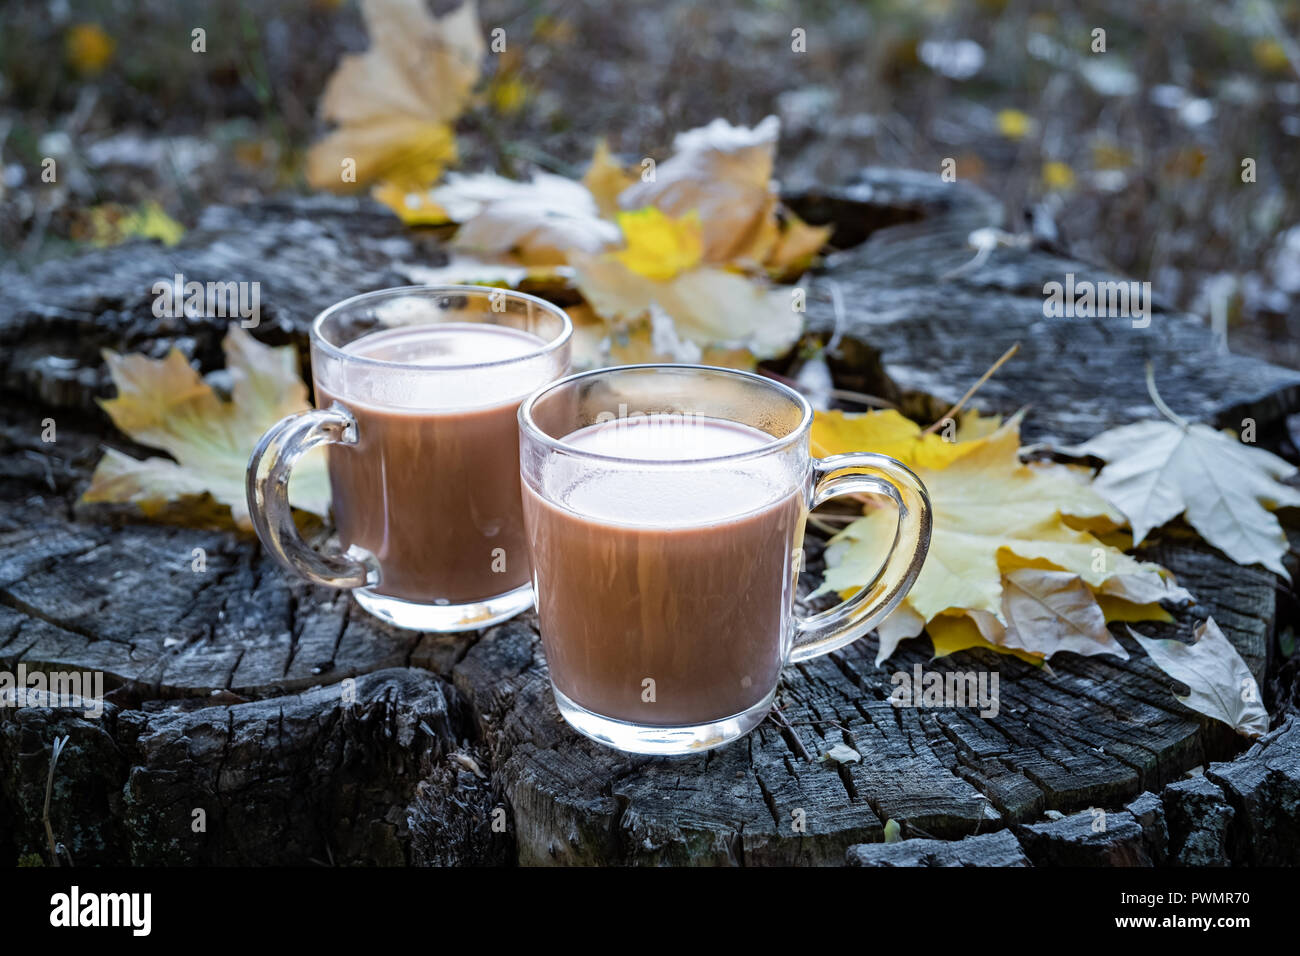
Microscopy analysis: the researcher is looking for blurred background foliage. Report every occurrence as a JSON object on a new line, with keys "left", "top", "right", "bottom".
{"left": 2, "top": 0, "right": 1298, "bottom": 364}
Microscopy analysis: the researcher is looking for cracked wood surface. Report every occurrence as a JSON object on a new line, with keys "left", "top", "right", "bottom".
{"left": 787, "top": 170, "right": 1300, "bottom": 448}
{"left": 1, "top": 171, "right": 1297, "bottom": 865}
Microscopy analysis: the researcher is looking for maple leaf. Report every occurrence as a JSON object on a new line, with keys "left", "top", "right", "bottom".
{"left": 1130, "top": 618, "right": 1269, "bottom": 738}
{"left": 1100, "top": 573, "right": 1192, "bottom": 605}
{"left": 564, "top": 302, "right": 757, "bottom": 372}
{"left": 1065, "top": 418, "right": 1300, "bottom": 577}
{"left": 821, "top": 416, "right": 1185, "bottom": 665}
{"left": 81, "top": 326, "right": 328, "bottom": 528}
{"left": 583, "top": 122, "right": 828, "bottom": 276}
{"left": 306, "top": 0, "right": 484, "bottom": 192}
{"left": 924, "top": 613, "right": 1051, "bottom": 665}
{"left": 999, "top": 568, "right": 1127, "bottom": 659}
{"left": 811, "top": 407, "right": 1003, "bottom": 470}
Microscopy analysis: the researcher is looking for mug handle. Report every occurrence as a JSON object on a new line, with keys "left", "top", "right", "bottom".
{"left": 246, "top": 404, "right": 380, "bottom": 590}
{"left": 790, "top": 452, "right": 932, "bottom": 663}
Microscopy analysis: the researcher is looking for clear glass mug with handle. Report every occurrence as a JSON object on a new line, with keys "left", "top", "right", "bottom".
{"left": 247, "top": 285, "right": 571, "bottom": 632}
{"left": 518, "top": 364, "right": 932, "bottom": 754}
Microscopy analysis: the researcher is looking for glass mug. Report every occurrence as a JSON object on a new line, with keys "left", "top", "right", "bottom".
{"left": 519, "top": 364, "right": 933, "bottom": 755}
{"left": 247, "top": 286, "right": 571, "bottom": 632}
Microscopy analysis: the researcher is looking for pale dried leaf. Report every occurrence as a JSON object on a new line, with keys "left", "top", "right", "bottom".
{"left": 1130, "top": 617, "right": 1269, "bottom": 738}
{"left": 1001, "top": 568, "right": 1129, "bottom": 659}
{"left": 618, "top": 116, "right": 781, "bottom": 264}
{"left": 435, "top": 171, "right": 620, "bottom": 264}
{"left": 1067, "top": 419, "right": 1300, "bottom": 576}
{"left": 82, "top": 326, "right": 328, "bottom": 528}
{"left": 874, "top": 604, "right": 927, "bottom": 666}
{"left": 306, "top": 0, "right": 483, "bottom": 190}
{"left": 1100, "top": 572, "right": 1194, "bottom": 606}
{"left": 572, "top": 253, "right": 800, "bottom": 358}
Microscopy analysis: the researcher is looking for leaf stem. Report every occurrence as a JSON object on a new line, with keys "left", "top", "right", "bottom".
{"left": 1144, "top": 362, "right": 1189, "bottom": 429}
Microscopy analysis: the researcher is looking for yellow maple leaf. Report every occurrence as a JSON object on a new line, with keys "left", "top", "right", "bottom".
{"left": 822, "top": 418, "right": 1179, "bottom": 660}
{"left": 306, "top": 0, "right": 483, "bottom": 192}
{"left": 811, "top": 407, "right": 1002, "bottom": 469}
{"left": 927, "top": 614, "right": 1044, "bottom": 665}
{"left": 66, "top": 24, "right": 115, "bottom": 75}
{"left": 612, "top": 207, "right": 704, "bottom": 281}
{"left": 81, "top": 326, "right": 328, "bottom": 528}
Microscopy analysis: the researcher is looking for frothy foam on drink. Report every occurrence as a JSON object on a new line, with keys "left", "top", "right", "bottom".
{"left": 327, "top": 323, "right": 556, "bottom": 411}
{"left": 545, "top": 416, "right": 796, "bottom": 526}
{"left": 346, "top": 324, "right": 545, "bottom": 365}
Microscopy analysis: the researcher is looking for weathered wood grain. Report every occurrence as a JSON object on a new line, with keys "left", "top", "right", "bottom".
{"left": 846, "top": 829, "right": 1030, "bottom": 867}
{"left": 0, "top": 668, "right": 501, "bottom": 865}
{"left": 788, "top": 169, "right": 1300, "bottom": 448}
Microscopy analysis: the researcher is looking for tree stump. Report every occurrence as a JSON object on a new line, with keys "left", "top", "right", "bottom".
{"left": 2, "top": 171, "right": 1297, "bottom": 866}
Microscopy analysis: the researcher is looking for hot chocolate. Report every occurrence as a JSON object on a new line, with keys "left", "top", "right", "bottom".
{"left": 523, "top": 415, "right": 806, "bottom": 725}
{"left": 316, "top": 322, "right": 547, "bottom": 604}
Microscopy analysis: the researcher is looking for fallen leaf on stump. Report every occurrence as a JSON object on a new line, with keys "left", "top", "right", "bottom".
{"left": 1130, "top": 618, "right": 1269, "bottom": 738}
{"left": 434, "top": 171, "right": 620, "bottom": 264}
{"left": 1000, "top": 568, "right": 1127, "bottom": 660}
{"left": 572, "top": 252, "right": 801, "bottom": 361}
{"left": 81, "top": 326, "right": 329, "bottom": 529}
{"left": 819, "top": 415, "right": 1188, "bottom": 665}
{"left": 619, "top": 115, "right": 782, "bottom": 266}
{"left": 1063, "top": 418, "right": 1300, "bottom": 577}
{"left": 811, "top": 407, "right": 1003, "bottom": 470}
